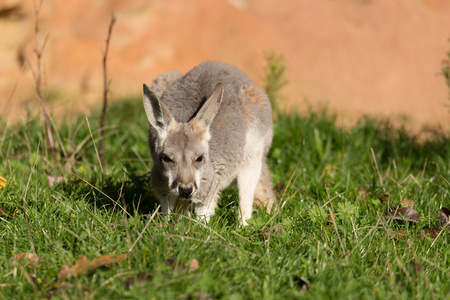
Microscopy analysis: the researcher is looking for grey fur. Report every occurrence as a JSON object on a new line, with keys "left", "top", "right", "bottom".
{"left": 143, "top": 61, "right": 275, "bottom": 225}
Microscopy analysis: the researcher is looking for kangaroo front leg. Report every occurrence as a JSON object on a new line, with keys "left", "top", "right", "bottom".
{"left": 237, "top": 158, "right": 263, "bottom": 226}
{"left": 194, "top": 192, "right": 220, "bottom": 223}
{"left": 159, "top": 197, "right": 176, "bottom": 217}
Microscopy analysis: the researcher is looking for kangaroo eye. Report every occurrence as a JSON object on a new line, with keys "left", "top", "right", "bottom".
{"left": 161, "top": 155, "right": 173, "bottom": 163}
{"left": 195, "top": 155, "right": 204, "bottom": 163}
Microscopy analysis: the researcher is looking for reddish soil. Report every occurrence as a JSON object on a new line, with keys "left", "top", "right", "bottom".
{"left": 1, "top": 0, "right": 450, "bottom": 131}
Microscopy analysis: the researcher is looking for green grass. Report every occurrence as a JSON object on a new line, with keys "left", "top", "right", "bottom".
{"left": 0, "top": 100, "right": 449, "bottom": 299}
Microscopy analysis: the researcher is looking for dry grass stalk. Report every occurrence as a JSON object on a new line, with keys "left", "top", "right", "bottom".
{"left": 32, "top": 0, "right": 57, "bottom": 163}
{"left": 99, "top": 12, "right": 116, "bottom": 163}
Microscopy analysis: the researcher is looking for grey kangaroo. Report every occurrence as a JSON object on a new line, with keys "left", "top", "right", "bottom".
{"left": 143, "top": 61, "right": 275, "bottom": 225}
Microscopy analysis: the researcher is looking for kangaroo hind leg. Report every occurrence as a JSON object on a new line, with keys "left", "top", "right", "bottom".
{"left": 254, "top": 158, "right": 276, "bottom": 213}
{"left": 237, "top": 155, "right": 263, "bottom": 226}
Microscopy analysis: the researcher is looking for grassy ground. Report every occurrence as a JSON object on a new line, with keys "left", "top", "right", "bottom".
{"left": 0, "top": 99, "right": 449, "bottom": 299}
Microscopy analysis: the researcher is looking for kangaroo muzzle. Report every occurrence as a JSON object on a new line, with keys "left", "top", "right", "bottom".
{"left": 177, "top": 183, "right": 195, "bottom": 199}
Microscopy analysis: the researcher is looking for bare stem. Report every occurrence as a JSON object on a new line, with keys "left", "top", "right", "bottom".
{"left": 99, "top": 12, "right": 116, "bottom": 164}
{"left": 33, "top": 0, "right": 57, "bottom": 163}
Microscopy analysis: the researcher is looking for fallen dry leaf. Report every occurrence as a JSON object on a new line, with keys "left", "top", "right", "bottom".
{"left": 160, "top": 258, "right": 201, "bottom": 273}
{"left": 1, "top": 207, "right": 18, "bottom": 218}
{"left": 58, "top": 255, "right": 89, "bottom": 280}
{"left": 378, "top": 194, "right": 389, "bottom": 204}
{"left": 186, "top": 258, "right": 200, "bottom": 272}
{"left": 9, "top": 253, "right": 40, "bottom": 267}
{"left": 340, "top": 249, "right": 353, "bottom": 259}
{"left": 58, "top": 253, "right": 127, "bottom": 280}
{"left": 163, "top": 258, "right": 183, "bottom": 269}
{"left": 440, "top": 207, "right": 450, "bottom": 226}
{"left": 385, "top": 207, "right": 420, "bottom": 224}
{"left": 47, "top": 176, "right": 66, "bottom": 187}
{"left": 45, "top": 281, "right": 71, "bottom": 299}
{"left": 89, "top": 253, "right": 127, "bottom": 269}
{"left": 124, "top": 277, "right": 133, "bottom": 290}
{"left": 401, "top": 198, "right": 416, "bottom": 208}
{"left": 359, "top": 190, "right": 367, "bottom": 200}
{"left": 125, "top": 272, "right": 154, "bottom": 290}
{"left": 258, "top": 224, "right": 284, "bottom": 241}
{"left": 418, "top": 227, "right": 441, "bottom": 239}
{"left": 44, "top": 288, "right": 59, "bottom": 299}
{"left": 0, "top": 207, "right": 9, "bottom": 217}
{"left": 293, "top": 275, "right": 309, "bottom": 291}
{"left": 72, "top": 255, "right": 90, "bottom": 276}
{"left": 275, "top": 181, "right": 285, "bottom": 191}
{"left": 191, "top": 291, "right": 213, "bottom": 300}
{"left": 387, "top": 230, "right": 406, "bottom": 241}
{"left": 408, "top": 261, "right": 423, "bottom": 275}
{"left": 327, "top": 214, "right": 337, "bottom": 225}
{"left": 58, "top": 264, "right": 72, "bottom": 280}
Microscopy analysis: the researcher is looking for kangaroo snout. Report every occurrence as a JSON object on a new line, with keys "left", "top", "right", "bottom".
{"left": 178, "top": 183, "right": 194, "bottom": 199}
{"left": 168, "top": 167, "right": 199, "bottom": 200}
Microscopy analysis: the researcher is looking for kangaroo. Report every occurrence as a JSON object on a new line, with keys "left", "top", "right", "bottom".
{"left": 143, "top": 61, "right": 275, "bottom": 225}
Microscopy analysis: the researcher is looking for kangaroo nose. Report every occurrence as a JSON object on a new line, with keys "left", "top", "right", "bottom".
{"left": 178, "top": 185, "right": 193, "bottom": 198}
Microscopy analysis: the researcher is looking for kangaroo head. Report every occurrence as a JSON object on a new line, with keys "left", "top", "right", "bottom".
{"left": 143, "top": 83, "right": 224, "bottom": 200}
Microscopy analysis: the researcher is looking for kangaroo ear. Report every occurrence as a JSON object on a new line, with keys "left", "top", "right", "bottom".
{"left": 143, "top": 83, "right": 176, "bottom": 138}
{"left": 190, "top": 83, "right": 224, "bottom": 131}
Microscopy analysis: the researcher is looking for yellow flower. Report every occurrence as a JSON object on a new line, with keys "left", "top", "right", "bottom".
{"left": 0, "top": 176, "right": 7, "bottom": 188}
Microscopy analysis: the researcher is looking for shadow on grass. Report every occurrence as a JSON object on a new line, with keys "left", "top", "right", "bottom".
{"left": 63, "top": 167, "right": 160, "bottom": 217}
{"left": 100, "top": 171, "right": 160, "bottom": 216}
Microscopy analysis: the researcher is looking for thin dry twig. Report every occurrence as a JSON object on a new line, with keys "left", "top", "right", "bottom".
{"left": 99, "top": 12, "right": 116, "bottom": 163}
{"left": 22, "top": 141, "right": 41, "bottom": 255}
{"left": 155, "top": 233, "right": 260, "bottom": 258}
{"left": 63, "top": 124, "right": 116, "bottom": 171}
{"left": 72, "top": 172, "right": 131, "bottom": 217}
{"left": 265, "top": 139, "right": 305, "bottom": 227}
{"left": 170, "top": 213, "right": 228, "bottom": 242}
{"left": 426, "top": 222, "right": 449, "bottom": 255}
{"left": 128, "top": 206, "right": 160, "bottom": 253}
{"left": 231, "top": 230, "right": 256, "bottom": 245}
{"left": 121, "top": 195, "right": 132, "bottom": 251}
{"left": 109, "top": 171, "right": 127, "bottom": 223}
{"left": 278, "top": 139, "right": 305, "bottom": 209}
{"left": 361, "top": 215, "right": 381, "bottom": 258}
{"left": 328, "top": 205, "right": 345, "bottom": 254}
{"left": 63, "top": 228, "right": 88, "bottom": 245}
{"left": 1, "top": 63, "right": 26, "bottom": 123}
{"left": 33, "top": 0, "right": 57, "bottom": 163}
{"left": 421, "top": 256, "right": 450, "bottom": 276}
{"left": 86, "top": 116, "right": 104, "bottom": 174}
{"left": 374, "top": 208, "right": 401, "bottom": 265}
{"left": 16, "top": 263, "right": 39, "bottom": 293}
{"left": 51, "top": 194, "right": 75, "bottom": 212}
{"left": 370, "top": 147, "right": 386, "bottom": 194}
{"left": 78, "top": 224, "right": 102, "bottom": 245}
{"left": 100, "top": 271, "right": 138, "bottom": 288}
{"left": 350, "top": 217, "right": 358, "bottom": 239}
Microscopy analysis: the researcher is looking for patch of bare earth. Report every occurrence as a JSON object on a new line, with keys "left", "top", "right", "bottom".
{"left": 1, "top": 0, "right": 450, "bottom": 132}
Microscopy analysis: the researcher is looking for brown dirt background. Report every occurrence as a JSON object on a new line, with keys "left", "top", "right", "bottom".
{"left": 1, "top": 0, "right": 450, "bottom": 131}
